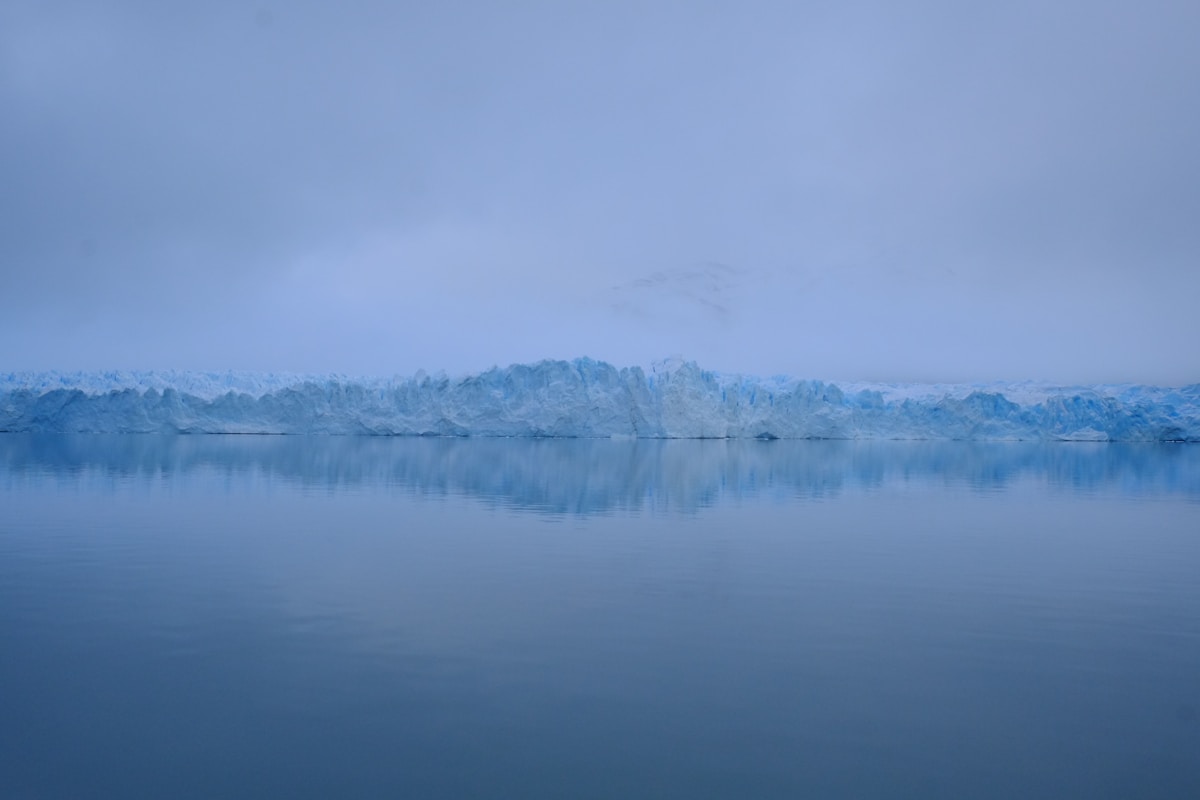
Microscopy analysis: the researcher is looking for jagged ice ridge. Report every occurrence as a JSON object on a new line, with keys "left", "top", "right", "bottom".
{"left": 2, "top": 359, "right": 1197, "bottom": 441}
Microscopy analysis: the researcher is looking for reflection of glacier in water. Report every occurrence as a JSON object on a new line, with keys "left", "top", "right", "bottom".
{"left": 3, "top": 359, "right": 1198, "bottom": 440}
{"left": 3, "top": 435, "right": 1197, "bottom": 514}
{"left": 4, "top": 436, "right": 1200, "bottom": 799}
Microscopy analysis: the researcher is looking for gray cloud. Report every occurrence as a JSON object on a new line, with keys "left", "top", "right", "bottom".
{"left": 610, "top": 262, "right": 752, "bottom": 323}
{"left": 1, "top": 0, "right": 1198, "bottom": 382}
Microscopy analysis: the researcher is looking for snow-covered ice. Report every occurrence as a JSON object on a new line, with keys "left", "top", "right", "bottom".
{"left": 1, "top": 359, "right": 1197, "bottom": 440}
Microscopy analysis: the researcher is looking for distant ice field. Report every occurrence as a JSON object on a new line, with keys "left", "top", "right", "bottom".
{"left": 2, "top": 358, "right": 1197, "bottom": 440}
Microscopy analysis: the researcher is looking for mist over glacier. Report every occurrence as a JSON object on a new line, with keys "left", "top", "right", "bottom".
{"left": 2, "top": 359, "right": 1196, "bottom": 441}
{"left": 5, "top": 3, "right": 1200, "bottom": 386}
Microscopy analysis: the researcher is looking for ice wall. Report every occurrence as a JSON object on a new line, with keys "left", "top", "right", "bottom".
{"left": 2, "top": 359, "right": 1197, "bottom": 440}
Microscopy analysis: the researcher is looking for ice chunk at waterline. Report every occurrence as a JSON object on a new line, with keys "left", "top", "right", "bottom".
{"left": 1, "top": 359, "right": 1197, "bottom": 440}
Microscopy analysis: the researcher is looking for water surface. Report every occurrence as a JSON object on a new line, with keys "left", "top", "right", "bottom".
{"left": 2, "top": 436, "right": 1199, "bottom": 798}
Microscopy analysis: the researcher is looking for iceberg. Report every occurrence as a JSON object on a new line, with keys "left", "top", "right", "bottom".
{"left": 1, "top": 358, "right": 1197, "bottom": 441}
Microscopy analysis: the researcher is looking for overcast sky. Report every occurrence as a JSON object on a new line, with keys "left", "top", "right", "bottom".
{"left": 2, "top": 0, "right": 1198, "bottom": 383}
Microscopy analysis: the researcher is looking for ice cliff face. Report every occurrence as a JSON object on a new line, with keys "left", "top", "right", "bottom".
{"left": 1, "top": 359, "right": 1197, "bottom": 440}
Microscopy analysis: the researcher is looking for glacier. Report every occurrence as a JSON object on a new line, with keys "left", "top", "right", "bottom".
{"left": 1, "top": 358, "right": 1197, "bottom": 441}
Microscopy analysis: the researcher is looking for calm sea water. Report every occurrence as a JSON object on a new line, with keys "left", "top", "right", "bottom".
{"left": 2, "top": 435, "right": 1199, "bottom": 799}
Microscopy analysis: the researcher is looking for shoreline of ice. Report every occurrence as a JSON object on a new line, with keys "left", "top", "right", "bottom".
{"left": 2, "top": 358, "right": 1197, "bottom": 441}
